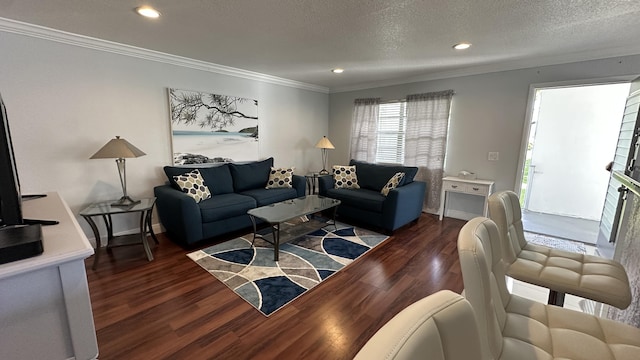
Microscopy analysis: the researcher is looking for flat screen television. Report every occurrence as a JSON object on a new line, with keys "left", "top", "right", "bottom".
{"left": 0, "top": 93, "right": 57, "bottom": 264}
{"left": 0, "top": 92, "right": 46, "bottom": 263}
{"left": 0, "top": 92, "right": 24, "bottom": 227}
{"left": 0, "top": 93, "right": 57, "bottom": 229}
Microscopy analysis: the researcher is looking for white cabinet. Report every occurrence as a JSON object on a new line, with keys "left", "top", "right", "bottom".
{"left": 0, "top": 193, "right": 98, "bottom": 360}
{"left": 439, "top": 176, "right": 495, "bottom": 220}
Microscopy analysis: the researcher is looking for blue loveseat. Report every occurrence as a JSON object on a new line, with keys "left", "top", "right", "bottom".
{"left": 318, "top": 160, "right": 426, "bottom": 232}
{"left": 154, "top": 157, "right": 305, "bottom": 246}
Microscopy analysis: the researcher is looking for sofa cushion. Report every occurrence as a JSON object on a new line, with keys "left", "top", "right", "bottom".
{"left": 173, "top": 169, "right": 212, "bottom": 203}
{"left": 229, "top": 157, "right": 274, "bottom": 192}
{"left": 163, "top": 164, "right": 234, "bottom": 195}
{"left": 266, "top": 167, "right": 294, "bottom": 189}
{"left": 333, "top": 165, "right": 360, "bottom": 189}
{"left": 381, "top": 172, "right": 405, "bottom": 196}
{"left": 240, "top": 188, "right": 298, "bottom": 207}
{"left": 326, "top": 188, "right": 385, "bottom": 213}
{"left": 349, "top": 159, "right": 418, "bottom": 191}
{"left": 199, "top": 193, "right": 256, "bottom": 223}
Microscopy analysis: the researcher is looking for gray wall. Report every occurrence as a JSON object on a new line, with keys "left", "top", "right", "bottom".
{"left": 329, "top": 55, "right": 640, "bottom": 215}
{"left": 3, "top": 18, "right": 640, "bottom": 236}
{"left": 0, "top": 30, "right": 328, "bottom": 239}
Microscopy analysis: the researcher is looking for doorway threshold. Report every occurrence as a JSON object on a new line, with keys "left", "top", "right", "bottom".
{"left": 521, "top": 210, "right": 598, "bottom": 244}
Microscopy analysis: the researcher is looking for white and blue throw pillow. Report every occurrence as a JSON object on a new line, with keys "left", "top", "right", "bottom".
{"left": 333, "top": 165, "right": 360, "bottom": 189}
{"left": 173, "top": 169, "right": 211, "bottom": 203}
{"left": 266, "top": 167, "right": 294, "bottom": 189}
{"left": 381, "top": 172, "right": 405, "bottom": 196}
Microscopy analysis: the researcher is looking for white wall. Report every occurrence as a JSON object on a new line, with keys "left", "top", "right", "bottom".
{"left": 0, "top": 31, "right": 328, "bottom": 239}
{"left": 329, "top": 55, "right": 640, "bottom": 216}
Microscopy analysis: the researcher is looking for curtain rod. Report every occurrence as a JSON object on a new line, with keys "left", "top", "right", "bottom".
{"left": 380, "top": 99, "right": 406, "bottom": 104}
{"left": 380, "top": 90, "right": 456, "bottom": 104}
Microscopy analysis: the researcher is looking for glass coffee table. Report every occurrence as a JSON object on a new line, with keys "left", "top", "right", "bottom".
{"left": 247, "top": 195, "right": 341, "bottom": 261}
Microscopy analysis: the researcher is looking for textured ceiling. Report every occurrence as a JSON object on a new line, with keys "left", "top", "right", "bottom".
{"left": 1, "top": 0, "right": 640, "bottom": 92}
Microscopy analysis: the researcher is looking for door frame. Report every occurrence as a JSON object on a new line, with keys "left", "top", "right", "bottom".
{"left": 514, "top": 76, "right": 637, "bottom": 194}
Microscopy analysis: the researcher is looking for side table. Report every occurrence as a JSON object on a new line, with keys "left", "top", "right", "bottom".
{"left": 80, "top": 197, "right": 157, "bottom": 269}
{"left": 439, "top": 176, "right": 495, "bottom": 220}
{"left": 305, "top": 172, "right": 320, "bottom": 194}
{"left": 305, "top": 173, "right": 331, "bottom": 195}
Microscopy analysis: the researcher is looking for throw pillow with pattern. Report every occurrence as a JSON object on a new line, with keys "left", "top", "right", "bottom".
{"left": 381, "top": 172, "right": 405, "bottom": 196}
{"left": 266, "top": 167, "right": 294, "bottom": 189}
{"left": 333, "top": 165, "right": 360, "bottom": 189}
{"left": 173, "top": 169, "right": 211, "bottom": 203}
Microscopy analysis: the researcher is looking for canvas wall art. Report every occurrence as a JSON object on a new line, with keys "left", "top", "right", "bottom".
{"left": 168, "top": 88, "right": 259, "bottom": 165}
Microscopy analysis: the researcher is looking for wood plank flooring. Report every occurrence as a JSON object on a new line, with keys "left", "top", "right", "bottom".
{"left": 85, "top": 214, "right": 466, "bottom": 360}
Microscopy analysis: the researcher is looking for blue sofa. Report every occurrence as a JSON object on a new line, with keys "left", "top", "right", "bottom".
{"left": 154, "top": 157, "right": 305, "bottom": 246}
{"left": 318, "top": 160, "right": 426, "bottom": 232}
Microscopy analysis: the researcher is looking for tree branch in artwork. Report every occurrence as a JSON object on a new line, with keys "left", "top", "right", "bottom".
{"left": 169, "top": 89, "right": 258, "bottom": 133}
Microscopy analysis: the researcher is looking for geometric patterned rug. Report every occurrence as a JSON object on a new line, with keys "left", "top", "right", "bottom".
{"left": 187, "top": 222, "right": 389, "bottom": 316}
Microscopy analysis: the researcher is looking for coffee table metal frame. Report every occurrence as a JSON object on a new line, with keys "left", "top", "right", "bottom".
{"left": 247, "top": 195, "right": 341, "bottom": 261}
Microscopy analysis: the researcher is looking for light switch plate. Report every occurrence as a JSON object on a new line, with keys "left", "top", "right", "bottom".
{"left": 488, "top": 152, "right": 499, "bottom": 161}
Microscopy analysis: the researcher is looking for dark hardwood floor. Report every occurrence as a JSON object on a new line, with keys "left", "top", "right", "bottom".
{"left": 85, "top": 214, "right": 466, "bottom": 360}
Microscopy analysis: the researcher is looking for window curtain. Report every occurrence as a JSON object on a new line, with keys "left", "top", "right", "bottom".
{"left": 405, "top": 90, "right": 454, "bottom": 213}
{"left": 349, "top": 98, "right": 380, "bottom": 162}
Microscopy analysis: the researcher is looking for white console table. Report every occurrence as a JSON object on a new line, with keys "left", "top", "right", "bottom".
{"left": 0, "top": 192, "right": 98, "bottom": 360}
{"left": 439, "top": 176, "right": 495, "bottom": 221}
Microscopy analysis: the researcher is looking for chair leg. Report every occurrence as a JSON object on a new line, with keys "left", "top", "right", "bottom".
{"left": 548, "top": 290, "right": 566, "bottom": 306}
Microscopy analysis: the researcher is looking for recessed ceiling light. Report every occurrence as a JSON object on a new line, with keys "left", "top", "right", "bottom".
{"left": 332, "top": 68, "right": 344, "bottom": 74}
{"left": 453, "top": 43, "right": 471, "bottom": 50}
{"left": 135, "top": 6, "right": 161, "bottom": 18}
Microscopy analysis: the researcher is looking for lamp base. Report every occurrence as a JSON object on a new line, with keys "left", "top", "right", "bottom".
{"left": 319, "top": 169, "right": 329, "bottom": 175}
{"left": 111, "top": 196, "right": 141, "bottom": 208}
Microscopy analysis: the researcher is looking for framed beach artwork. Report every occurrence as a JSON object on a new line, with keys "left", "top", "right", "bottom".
{"left": 168, "top": 88, "right": 259, "bottom": 165}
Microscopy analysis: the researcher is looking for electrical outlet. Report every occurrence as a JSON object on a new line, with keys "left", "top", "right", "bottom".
{"left": 488, "top": 152, "right": 499, "bottom": 161}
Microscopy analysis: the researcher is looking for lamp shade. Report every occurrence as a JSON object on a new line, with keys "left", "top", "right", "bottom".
{"left": 315, "top": 136, "right": 335, "bottom": 149}
{"left": 90, "top": 136, "right": 146, "bottom": 159}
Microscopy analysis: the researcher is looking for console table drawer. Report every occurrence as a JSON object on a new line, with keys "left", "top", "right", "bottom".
{"left": 443, "top": 181, "right": 468, "bottom": 192}
{"left": 443, "top": 181, "right": 491, "bottom": 195}
{"left": 467, "top": 183, "right": 490, "bottom": 195}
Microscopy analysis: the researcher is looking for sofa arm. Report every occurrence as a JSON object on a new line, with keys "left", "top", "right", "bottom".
{"left": 292, "top": 174, "right": 306, "bottom": 197}
{"left": 154, "top": 185, "right": 203, "bottom": 245}
{"left": 318, "top": 175, "right": 334, "bottom": 196}
{"left": 382, "top": 181, "right": 426, "bottom": 231}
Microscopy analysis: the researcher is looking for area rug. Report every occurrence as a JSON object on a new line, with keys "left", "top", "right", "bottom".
{"left": 524, "top": 231, "right": 587, "bottom": 254}
{"left": 187, "top": 222, "right": 389, "bottom": 316}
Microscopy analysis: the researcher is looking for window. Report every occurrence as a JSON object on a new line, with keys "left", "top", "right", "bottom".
{"left": 351, "top": 91, "right": 453, "bottom": 213}
{"left": 376, "top": 101, "right": 406, "bottom": 164}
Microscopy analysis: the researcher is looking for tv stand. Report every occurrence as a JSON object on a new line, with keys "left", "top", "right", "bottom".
{"left": 23, "top": 218, "right": 59, "bottom": 226}
{"left": 0, "top": 192, "right": 98, "bottom": 360}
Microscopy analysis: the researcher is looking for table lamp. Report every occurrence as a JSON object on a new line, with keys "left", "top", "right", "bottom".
{"left": 315, "top": 136, "right": 335, "bottom": 175}
{"left": 90, "top": 136, "right": 146, "bottom": 207}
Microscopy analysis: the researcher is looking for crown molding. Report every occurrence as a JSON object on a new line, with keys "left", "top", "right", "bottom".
{"left": 330, "top": 48, "right": 640, "bottom": 93}
{"left": 0, "top": 17, "right": 329, "bottom": 94}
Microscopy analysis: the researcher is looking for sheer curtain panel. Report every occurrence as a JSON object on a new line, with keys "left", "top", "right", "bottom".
{"left": 349, "top": 98, "right": 380, "bottom": 162}
{"left": 405, "top": 90, "right": 454, "bottom": 213}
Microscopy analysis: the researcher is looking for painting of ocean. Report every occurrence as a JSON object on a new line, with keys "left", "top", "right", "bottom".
{"left": 168, "top": 88, "right": 259, "bottom": 164}
{"left": 172, "top": 131, "right": 258, "bottom": 163}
